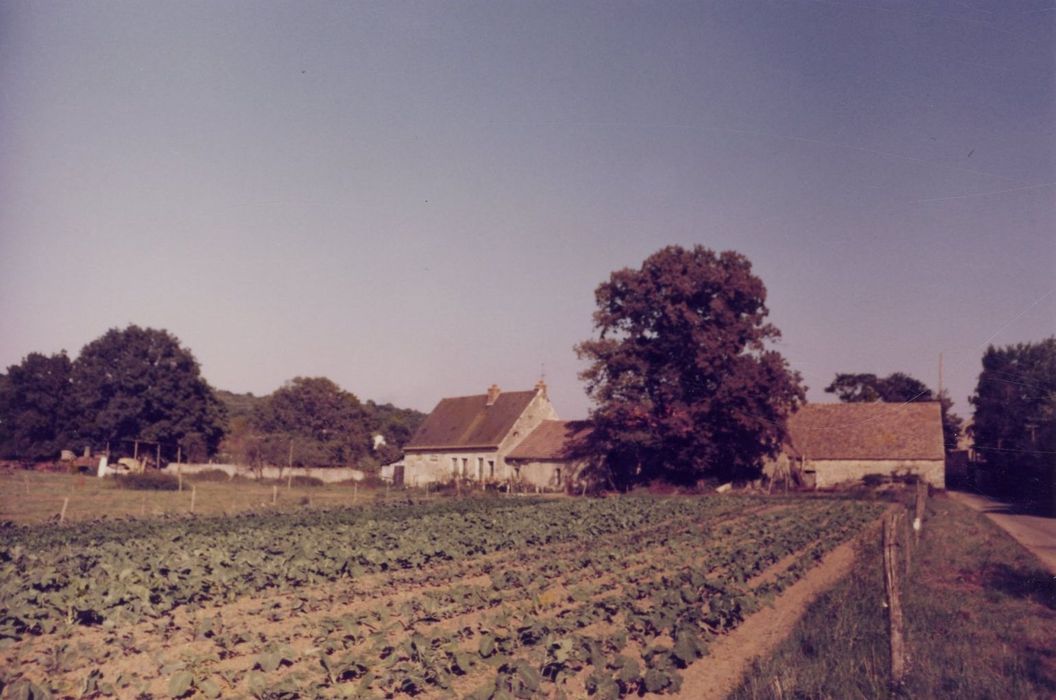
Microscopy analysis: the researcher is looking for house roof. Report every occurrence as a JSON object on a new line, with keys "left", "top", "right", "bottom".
{"left": 786, "top": 402, "right": 944, "bottom": 461}
{"left": 507, "top": 420, "right": 591, "bottom": 461}
{"left": 405, "top": 390, "right": 538, "bottom": 450}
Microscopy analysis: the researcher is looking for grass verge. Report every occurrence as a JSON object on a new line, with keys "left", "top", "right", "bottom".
{"left": 731, "top": 491, "right": 1056, "bottom": 699}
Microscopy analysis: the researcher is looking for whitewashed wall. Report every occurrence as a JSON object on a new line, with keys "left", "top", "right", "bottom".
{"left": 163, "top": 463, "right": 365, "bottom": 483}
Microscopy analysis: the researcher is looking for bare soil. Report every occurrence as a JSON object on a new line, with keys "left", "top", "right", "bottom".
{"left": 2, "top": 498, "right": 872, "bottom": 699}
{"left": 662, "top": 539, "right": 858, "bottom": 700}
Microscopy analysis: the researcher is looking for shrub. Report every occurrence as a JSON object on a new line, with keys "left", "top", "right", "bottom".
{"left": 111, "top": 471, "right": 180, "bottom": 491}
{"left": 287, "top": 475, "right": 324, "bottom": 488}
{"left": 862, "top": 473, "right": 888, "bottom": 487}
{"left": 357, "top": 473, "right": 385, "bottom": 489}
{"left": 185, "top": 469, "right": 232, "bottom": 482}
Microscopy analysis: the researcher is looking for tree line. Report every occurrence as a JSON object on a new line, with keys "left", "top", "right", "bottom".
{"left": 217, "top": 378, "right": 423, "bottom": 470}
{"left": 3, "top": 249, "right": 1050, "bottom": 494}
{"left": 0, "top": 325, "right": 423, "bottom": 467}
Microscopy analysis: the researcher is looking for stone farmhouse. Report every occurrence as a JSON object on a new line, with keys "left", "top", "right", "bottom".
{"left": 769, "top": 402, "right": 946, "bottom": 488}
{"left": 403, "top": 381, "right": 583, "bottom": 489}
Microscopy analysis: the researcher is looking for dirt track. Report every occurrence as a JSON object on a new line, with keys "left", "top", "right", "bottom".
{"left": 663, "top": 539, "right": 859, "bottom": 699}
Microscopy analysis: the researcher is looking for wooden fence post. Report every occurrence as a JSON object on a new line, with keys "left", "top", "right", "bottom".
{"left": 59, "top": 497, "right": 69, "bottom": 524}
{"left": 272, "top": 484, "right": 278, "bottom": 505}
{"left": 353, "top": 483, "right": 358, "bottom": 504}
{"left": 914, "top": 480, "right": 927, "bottom": 542}
{"left": 24, "top": 473, "right": 30, "bottom": 495}
{"left": 178, "top": 464, "right": 183, "bottom": 493}
{"left": 883, "top": 510, "right": 907, "bottom": 686}
{"left": 190, "top": 486, "right": 197, "bottom": 514}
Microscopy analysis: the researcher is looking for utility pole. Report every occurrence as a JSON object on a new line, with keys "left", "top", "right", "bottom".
{"left": 938, "top": 352, "right": 944, "bottom": 398}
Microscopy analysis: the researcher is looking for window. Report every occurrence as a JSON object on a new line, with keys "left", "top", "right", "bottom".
{"left": 488, "top": 460, "right": 495, "bottom": 477}
{"left": 451, "top": 457, "right": 458, "bottom": 475}
{"left": 477, "top": 457, "right": 484, "bottom": 480}
{"left": 461, "top": 457, "right": 468, "bottom": 476}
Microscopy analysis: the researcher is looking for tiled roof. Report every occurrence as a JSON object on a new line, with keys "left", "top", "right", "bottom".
{"left": 787, "top": 402, "right": 944, "bottom": 461}
{"left": 507, "top": 420, "right": 591, "bottom": 461}
{"left": 405, "top": 390, "right": 538, "bottom": 450}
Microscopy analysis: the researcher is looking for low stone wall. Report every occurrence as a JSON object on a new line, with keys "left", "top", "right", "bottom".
{"left": 163, "top": 463, "right": 365, "bottom": 483}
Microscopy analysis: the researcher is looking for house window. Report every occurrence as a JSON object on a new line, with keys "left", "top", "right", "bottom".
{"left": 488, "top": 460, "right": 495, "bottom": 477}
{"left": 477, "top": 457, "right": 484, "bottom": 480}
{"left": 461, "top": 457, "right": 468, "bottom": 476}
{"left": 451, "top": 457, "right": 458, "bottom": 475}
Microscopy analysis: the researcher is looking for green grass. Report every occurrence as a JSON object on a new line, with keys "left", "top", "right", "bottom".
{"left": 0, "top": 468, "right": 427, "bottom": 524}
{"left": 732, "top": 492, "right": 1056, "bottom": 699}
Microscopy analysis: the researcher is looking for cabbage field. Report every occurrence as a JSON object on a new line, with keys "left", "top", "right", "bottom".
{"left": 0, "top": 495, "right": 884, "bottom": 699}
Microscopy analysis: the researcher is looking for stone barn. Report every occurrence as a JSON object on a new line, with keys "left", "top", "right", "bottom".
{"left": 775, "top": 402, "right": 946, "bottom": 489}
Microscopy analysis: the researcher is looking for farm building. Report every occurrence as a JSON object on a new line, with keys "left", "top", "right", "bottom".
{"left": 402, "top": 381, "right": 564, "bottom": 487}
{"left": 506, "top": 420, "right": 592, "bottom": 490}
{"left": 769, "top": 402, "right": 946, "bottom": 488}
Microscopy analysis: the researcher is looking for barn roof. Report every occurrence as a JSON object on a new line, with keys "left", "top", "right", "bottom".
{"left": 787, "top": 402, "right": 944, "bottom": 461}
{"left": 507, "top": 420, "right": 591, "bottom": 461}
{"left": 405, "top": 390, "right": 538, "bottom": 450}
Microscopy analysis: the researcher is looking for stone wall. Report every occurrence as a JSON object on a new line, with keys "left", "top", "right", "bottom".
{"left": 508, "top": 459, "right": 583, "bottom": 491}
{"left": 163, "top": 463, "right": 365, "bottom": 484}
{"left": 807, "top": 458, "right": 945, "bottom": 489}
{"left": 402, "top": 451, "right": 500, "bottom": 486}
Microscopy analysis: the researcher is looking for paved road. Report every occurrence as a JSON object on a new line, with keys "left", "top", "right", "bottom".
{"left": 948, "top": 491, "right": 1056, "bottom": 575}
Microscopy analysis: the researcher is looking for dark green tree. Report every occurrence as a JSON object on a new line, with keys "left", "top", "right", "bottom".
{"left": 825, "top": 371, "right": 962, "bottom": 452}
{"left": 0, "top": 352, "right": 78, "bottom": 460}
{"left": 825, "top": 372, "right": 930, "bottom": 403}
{"left": 365, "top": 401, "right": 426, "bottom": 464}
{"left": 575, "top": 245, "right": 804, "bottom": 488}
{"left": 971, "top": 338, "right": 1056, "bottom": 500}
{"left": 250, "top": 377, "right": 371, "bottom": 467}
{"left": 71, "top": 325, "right": 226, "bottom": 461}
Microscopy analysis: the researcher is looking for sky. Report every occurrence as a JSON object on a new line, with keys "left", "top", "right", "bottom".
{"left": 1, "top": 0, "right": 1053, "bottom": 421}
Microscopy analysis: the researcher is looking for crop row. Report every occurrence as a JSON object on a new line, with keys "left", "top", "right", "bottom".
{"left": 0, "top": 496, "right": 884, "bottom": 698}
{"left": 0, "top": 495, "right": 759, "bottom": 641}
{"left": 309, "top": 500, "right": 884, "bottom": 698}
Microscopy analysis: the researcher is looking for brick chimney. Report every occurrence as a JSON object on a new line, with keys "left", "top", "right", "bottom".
{"left": 534, "top": 378, "right": 548, "bottom": 399}
{"left": 486, "top": 384, "right": 501, "bottom": 406}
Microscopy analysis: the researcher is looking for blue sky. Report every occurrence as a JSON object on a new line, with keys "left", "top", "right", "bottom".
{"left": 1, "top": 1, "right": 1052, "bottom": 420}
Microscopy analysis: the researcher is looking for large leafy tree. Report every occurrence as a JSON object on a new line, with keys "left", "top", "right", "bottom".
{"left": 71, "top": 325, "right": 226, "bottom": 460}
{"left": 824, "top": 372, "right": 962, "bottom": 452}
{"left": 576, "top": 245, "right": 804, "bottom": 488}
{"left": 250, "top": 377, "right": 372, "bottom": 467}
{"left": 971, "top": 338, "right": 1056, "bottom": 499}
{"left": 0, "top": 352, "right": 79, "bottom": 460}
